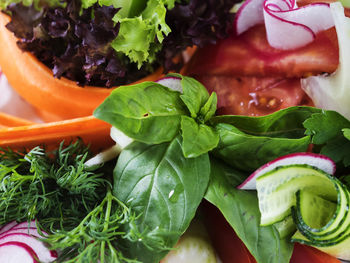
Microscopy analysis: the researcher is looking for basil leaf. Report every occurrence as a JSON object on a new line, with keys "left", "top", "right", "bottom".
{"left": 205, "top": 159, "right": 293, "bottom": 263}
{"left": 94, "top": 81, "right": 187, "bottom": 144}
{"left": 213, "top": 123, "right": 311, "bottom": 172}
{"left": 174, "top": 74, "right": 210, "bottom": 118}
{"left": 113, "top": 136, "right": 210, "bottom": 262}
{"left": 211, "top": 106, "right": 320, "bottom": 138}
{"left": 180, "top": 116, "right": 219, "bottom": 158}
{"left": 199, "top": 92, "right": 217, "bottom": 123}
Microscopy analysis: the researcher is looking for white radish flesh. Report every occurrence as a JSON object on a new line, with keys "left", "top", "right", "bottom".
{"left": 0, "top": 233, "right": 57, "bottom": 263}
{"left": 234, "top": 0, "right": 334, "bottom": 49}
{"left": 0, "top": 221, "right": 18, "bottom": 234}
{"left": 0, "top": 241, "right": 38, "bottom": 263}
{"left": 11, "top": 221, "right": 37, "bottom": 230}
{"left": 238, "top": 153, "right": 336, "bottom": 190}
{"left": 0, "top": 228, "right": 47, "bottom": 238}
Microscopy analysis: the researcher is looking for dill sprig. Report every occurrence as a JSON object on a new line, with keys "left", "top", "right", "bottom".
{"left": 0, "top": 140, "right": 108, "bottom": 229}
{"left": 44, "top": 189, "right": 142, "bottom": 263}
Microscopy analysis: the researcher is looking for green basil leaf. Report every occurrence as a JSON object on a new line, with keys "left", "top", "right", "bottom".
{"left": 205, "top": 159, "right": 293, "bottom": 263}
{"left": 167, "top": 74, "right": 209, "bottom": 118}
{"left": 211, "top": 106, "right": 320, "bottom": 138}
{"left": 199, "top": 92, "right": 217, "bottom": 123}
{"left": 213, "top": 123, "right": 311, "bottom": 172}
{"left": 113, "top": 136, "right": 210, "bottom": 263}
{"left": 180, "top": 116, "right": 219, "bottom": 158}
{"left": 94, "top": 81, "right": 187, "bottom": 144}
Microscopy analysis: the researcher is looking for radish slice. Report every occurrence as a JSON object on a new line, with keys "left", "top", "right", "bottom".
{"left": 0, "top": 221, "right": 18, "bottom": 234}
{"left": 11, "top": 221, "right": 37, "bottom": 230}
{"left": 234, "top": 0, "right": 334, "bottom": 49}
{"left": 238, "top": 153, "right": 336, "bottom": 190}
{"left": 0, "top": 241, "right": 38, "bottom": 263}
{"left": 156, "top": 77, "right": 183, "bottom": 93}
{"left": 0, "top": 228, "right": 48, "bottom": 238}
{"left": 0, "top": 233, "right": 57, "bottom": 262}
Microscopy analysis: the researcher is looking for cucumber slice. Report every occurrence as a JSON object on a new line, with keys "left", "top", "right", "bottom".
{"left": 256, "top": 165, "right": 338, "bottom": 225}
{"left": 295, "top": 190, "right": 337, "bottom": 230}
{"left": 273, "top": 215, "right": 296, "bottom": 238}
{"left": 292, "top": 181, "right": 350, "bottom": 241}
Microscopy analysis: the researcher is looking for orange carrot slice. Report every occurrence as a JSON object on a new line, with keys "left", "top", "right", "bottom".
{"left": 0, "top": 13, "right": 163, "bottom": 122}
{"left": 0, "top": 112, "right": 34, "bottom": 128}
{"left": 0, "top": 116, "right": 113, "bottom": 153}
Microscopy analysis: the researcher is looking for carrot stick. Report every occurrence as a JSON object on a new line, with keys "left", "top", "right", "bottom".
{"left": 0, "top": 112, "right": 34, "bottom": 128}
{"left": 0, "top": 116, "right": 114, "bottom": 153}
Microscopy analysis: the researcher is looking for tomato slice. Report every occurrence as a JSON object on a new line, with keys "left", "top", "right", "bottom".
{"left": 202, "top": 202, "right": 256, "bottom": 263}
{"left": 195, "top": 75, "right": 312, "bottom": 116}
{"left": 291, "top": 243, "right": 341, "bottom": 263}
{"left": 186, "top": 25, "right": 338, "bottom": 78}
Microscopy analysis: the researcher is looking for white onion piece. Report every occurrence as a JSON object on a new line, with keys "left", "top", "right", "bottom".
{"left": 234, "top": 0, "right": 334, "bottom": 49}
{"left": 301, "top": 3, "right": 350, "bottom": 119}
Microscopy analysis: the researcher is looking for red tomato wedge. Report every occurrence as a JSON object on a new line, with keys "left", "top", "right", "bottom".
{"left": 202, "top": 202, "right": 341, "bottom": 263}
{"left": 186, "top": 25, "right": 338, "bottom": 78}
{"left": 202, "top": 202, "right": 256, "bottom": 263}
{"left": 291, "top": 243, "right": 341, "bottom": 263}
{"left": 196, "top": 75, "right": 312, "bottom": 116}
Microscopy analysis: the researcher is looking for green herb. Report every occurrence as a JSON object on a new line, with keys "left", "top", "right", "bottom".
{"left": 113, "top": 135, "right": 210, "bottom": 262}
{"left": 0, "top": 140, "right": 108, "bottom": 228}
{"left": 205, "top": 158, "right": 294, "bottom": 263}
{"left": 180, "top": 116, "right": 219, "bottom": 158}
{"left": 94, "top": 74, "right": 219, "bottom": 158}
{"left": 44, "top": 188, "right": 165, "bottom": 263}
{"left": 304, "top": 110, "right": 350, "bottom": 166}
{"left": 94, "top": 81, "right": 187, "bottom": 144}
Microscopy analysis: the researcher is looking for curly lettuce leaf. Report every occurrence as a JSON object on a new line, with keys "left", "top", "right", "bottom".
{"left": 111, "top": 0, "right": 172, "bottom": 67}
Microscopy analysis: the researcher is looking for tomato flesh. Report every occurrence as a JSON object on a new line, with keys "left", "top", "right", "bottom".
{"left": 195, "top": 75, "right": 312, "bottom": 116}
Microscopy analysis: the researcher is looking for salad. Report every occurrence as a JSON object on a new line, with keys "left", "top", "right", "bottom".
{"left": 0, "top": 0, "right": 350, "bottom": 263}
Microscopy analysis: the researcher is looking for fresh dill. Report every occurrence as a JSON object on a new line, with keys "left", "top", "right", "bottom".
{"left": 0, "top": 140, "right": 108, "bottom": 229}
{"left": 0, "top": 140, "right": 169, "bottom": 262}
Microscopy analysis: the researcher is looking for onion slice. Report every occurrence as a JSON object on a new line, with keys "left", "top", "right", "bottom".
{"left": 301, "top": 3, "right": 350, "bottom": 119}
{"left": 235, "top": 0, "right": 334, "bottom": 49}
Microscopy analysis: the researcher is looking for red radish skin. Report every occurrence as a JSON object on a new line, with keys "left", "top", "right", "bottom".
{"left": 0, "top": 228, "right": 48, "bottom": 238}
{"left": 238, "top": 152, "right": 336, "bottom": 190}
{"left": 11, "top": 221, "right": 37, "bottom": 230}
{"left": 0, "top": 241, "right": 38, "bottom": 263}
{"left": 0, "top": 221, "right": 18, "bottom": 234}
{"left": 0, "top": 233, "right": 57, "bottom": 262}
